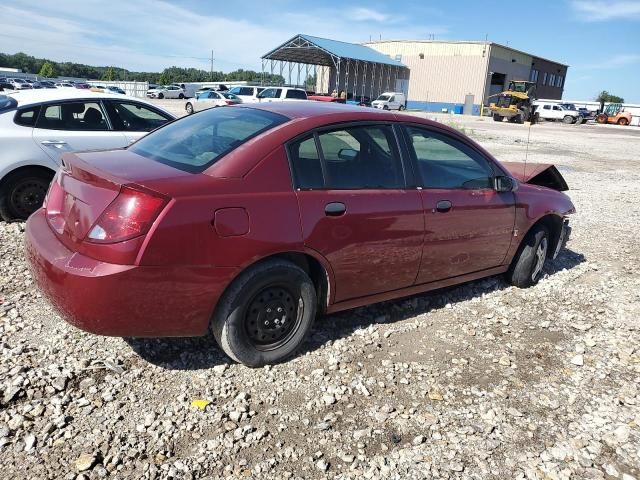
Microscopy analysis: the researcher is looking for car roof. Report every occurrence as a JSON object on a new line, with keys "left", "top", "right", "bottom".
{"left": 5, "top": 89, "right": 171, "bottom": 112}
{"left": 235, "top": 100, "right": 396, "bottom": 121}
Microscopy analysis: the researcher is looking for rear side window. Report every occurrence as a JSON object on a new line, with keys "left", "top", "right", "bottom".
{"left": 129, "top": 107, "right": 288, "bottom": 173}
{"left": 14, "top": 106, "right": 40, "bottom": 127}
{"left": 289, "top": 125, "right": 404, "bottom": 190}
{"left": 285, "top": 89, "right": 306, "bottom": 99}
{"left": 36, "top": 102, "right": 109, "bottom": 131}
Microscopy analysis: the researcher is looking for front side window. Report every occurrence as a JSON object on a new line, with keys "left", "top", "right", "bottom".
{"left": 403, "top": 126, "right": 493, "bottom": 189}
{"left": 229, "top": 87, "right": 241, "bottom": 95}
{"left": 129, "top": 107, "right": 287, "bottom": 173}
{"left": 104, "top": 100, "right": 172, "bottom": 132}
{"left": 36, "top": 102, "right": 109, "bottom": 131}
{"left": 259, "top": 88, "right": 277, "bottom": 99}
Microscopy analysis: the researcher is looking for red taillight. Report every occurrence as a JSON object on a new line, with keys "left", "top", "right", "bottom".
{"left": 85, "top": 186, "right": 167, "bottom": 244}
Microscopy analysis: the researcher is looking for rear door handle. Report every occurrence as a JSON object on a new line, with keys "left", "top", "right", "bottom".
{"left": 41, "top": 140, "right": 67, "bottom": 147}
{"left": 325, "top": 202, "right": 346, "bottom": 217}
{"left": 434, "top": 200, "right": 452, "bottom": 213}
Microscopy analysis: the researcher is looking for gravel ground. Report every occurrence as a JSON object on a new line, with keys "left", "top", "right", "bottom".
{"left": 1, "top": 114, "right": 639, "bottom": 480}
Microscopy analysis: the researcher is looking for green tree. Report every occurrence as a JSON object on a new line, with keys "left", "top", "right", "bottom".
{"left": 38, "top": 61, "right": 55, "bottom": 78}
{"left": 102, "top": 67, "right": 115, "bottom": 81}
{"left": 595, "top": 90, "right": 624, "bottom": 110}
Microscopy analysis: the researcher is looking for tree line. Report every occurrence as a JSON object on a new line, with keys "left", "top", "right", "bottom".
{"left": 0, "top": 52, "right": 284, "bottom": 85}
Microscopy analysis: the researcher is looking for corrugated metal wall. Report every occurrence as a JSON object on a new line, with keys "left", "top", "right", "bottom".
{"left": 314, "top": 62, "right": 409, "bottom": 99}
{"left": 365, "top": 41, "right": 490, "bottom": 107}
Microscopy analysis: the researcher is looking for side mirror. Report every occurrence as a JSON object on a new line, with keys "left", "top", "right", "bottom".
{"left": 338, "top": 148, "right": 358, "bottom": 161}
{"left": 494, "top": 175, "right": 517, "bottom": 192}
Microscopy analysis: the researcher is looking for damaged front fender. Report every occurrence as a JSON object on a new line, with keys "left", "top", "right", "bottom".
{"left": 501, "top": 162, "right": 569, "bottom": 192}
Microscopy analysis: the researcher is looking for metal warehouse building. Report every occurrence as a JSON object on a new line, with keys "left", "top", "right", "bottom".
{"left": 364, "top": 40, "right": 568, "bottom": 114}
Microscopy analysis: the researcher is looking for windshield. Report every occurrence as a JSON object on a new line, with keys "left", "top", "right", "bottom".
{"left": 129, "top": 107, "right": 288, "bottom": 173}
{"left": 376, "top": 95, "right": 391, "bottom": 101}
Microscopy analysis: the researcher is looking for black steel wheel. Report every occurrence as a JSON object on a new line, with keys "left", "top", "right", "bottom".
{"left": 211, "top": 259, "right": 317, "bottom": 367}
{"left": 244, "top": 286, "right": 302, "bottom": 351}
{"left": 0, "top": 168, "right": 54, "bottom": 221}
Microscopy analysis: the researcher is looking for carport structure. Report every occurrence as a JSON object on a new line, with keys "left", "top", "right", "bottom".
{"left": 261, "top": 34, "right": 409, "bottom": 100}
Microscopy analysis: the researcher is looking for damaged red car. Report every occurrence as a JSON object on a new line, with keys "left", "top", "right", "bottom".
{"left": 25, "top": 102, "right": 574, "bottom": 366}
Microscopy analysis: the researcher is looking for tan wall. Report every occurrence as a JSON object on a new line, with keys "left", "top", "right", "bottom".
{"left": 365, "top": 41, "right": 490, "bottom": 104}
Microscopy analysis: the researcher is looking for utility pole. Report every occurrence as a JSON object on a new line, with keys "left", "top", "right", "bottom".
{"left": 210, "top": 50, "right": 214, "bottom": 81}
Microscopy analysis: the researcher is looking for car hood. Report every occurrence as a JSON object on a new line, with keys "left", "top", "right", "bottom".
{"left": 501, "top": 162, "right": 569, "bottom": 192}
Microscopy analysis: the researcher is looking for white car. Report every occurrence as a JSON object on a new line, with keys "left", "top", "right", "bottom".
{"left": 257, "top": 87, "right": 307, "bottom": 102}
{"left": 7, "top": 79, "right": 33, "bottom": 90}
{"left": 228, "top": 86, "right": 266, "bottom": 103}
{"left": 0, "top": 90, "right": 175, "bottom": 220}
{"left": 184, "top": 91, "right": 241, "bottom": 114}
{"left": 146, "top": 85, "right": 185, "bottom": 99}
{"left": 371, "top": 92, "right": 406, "bottom": 110}
{"left": 532, "top": 101, "right": 582, "bottom": 124}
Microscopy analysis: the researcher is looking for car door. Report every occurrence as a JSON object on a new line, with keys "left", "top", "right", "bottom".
{"left": 289, "top": 124, "right": 424, "bottom": 302}
{"left": 401, "top": 125, "right": 515, "bottom": 284}
{"left": 102, "top": 99, "right": 174, "bottom": 144}
{"left": 551, "top": 105, "right": 564, "bottom": 120}
{"left": 32, "top": 100, "right": 127, "bottom": 164}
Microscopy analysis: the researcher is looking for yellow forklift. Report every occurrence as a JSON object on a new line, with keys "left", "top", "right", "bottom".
{"left": 489, "top": 81, "right": 537, "bottom": 123}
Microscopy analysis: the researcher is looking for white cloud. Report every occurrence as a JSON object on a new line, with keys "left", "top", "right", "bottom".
{"left": 571, "top": 0, "right": 640, "bottom": 21}
{"left": 349, "top": 7, "right": 390, "bottom": 22}
{"left": 0, "top": 1, "right": 448, "bottom": 73}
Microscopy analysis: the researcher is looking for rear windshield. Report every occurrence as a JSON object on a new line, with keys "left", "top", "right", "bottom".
{"left": 129, "top": 107, "right": 288, "bottom": 173}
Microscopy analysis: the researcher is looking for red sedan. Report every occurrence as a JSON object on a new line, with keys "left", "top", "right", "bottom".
{"left": 25, "top": 102, "right": 574, "bottom": 366}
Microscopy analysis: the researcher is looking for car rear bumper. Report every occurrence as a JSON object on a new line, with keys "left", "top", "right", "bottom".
{"left": 25, "top": 209, "right": 238, "bottom": 337}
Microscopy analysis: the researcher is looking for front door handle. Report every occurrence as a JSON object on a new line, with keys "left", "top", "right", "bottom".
{"left": 325, "top": 202, "right": 346, "bottom": 217}
{"left": 434, "top": 200, "right": 452, "bottom": 213}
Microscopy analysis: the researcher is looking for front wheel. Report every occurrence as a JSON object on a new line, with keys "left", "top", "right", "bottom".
{"left": 0, "top": 168, "right": 54, "bottom": 221}
{"left": 506, "top": 225, "right": 550, "bottom": 288}
{"left": 178, "top": 93, "right": 184, "bottom": 99}
{"left": 211, "top": 259, "right": 317, "bottom": 367}
{"left": 157, "top": 93, "right": 164, "bottom": 99}
{"left": 493, "top": 114, "right": 503, "bottom": 122}
{"left": 563, "top": 115, "right": 574, "bottom": 124}
{"left": 185, "top": 103, "right": 194, "bottom": 114}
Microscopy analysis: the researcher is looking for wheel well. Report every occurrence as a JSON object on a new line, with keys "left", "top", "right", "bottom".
{"left": 0, "top": 165, "right": 56, "bottom": 189}
{"left": 269, "top": 252, "right": 330, "bottom": 314}
{"left": 526, "top": 214, "right": 563, "bottom": 258}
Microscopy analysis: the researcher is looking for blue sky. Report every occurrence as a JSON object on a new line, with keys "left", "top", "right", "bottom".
{"left": 1, "top": 0, "right": 639, "bottom": 102}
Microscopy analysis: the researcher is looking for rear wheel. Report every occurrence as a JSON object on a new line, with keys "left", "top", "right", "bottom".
{"left": 185, "top": 103, "right": 194, "bottom": 114}
{"left": 0, "top": 168, "right": 54, "bottom": 221}
{"left": 398, "top": 105, "right": 405, "bottom": 111}
{"left": 178, "top": 93, "right": 184, "bottom": 99}
{"left": 563, "top": 115, "right": 574, "bottom": 124}
{"left": 211, "top": 259, "right": 317, "bottom": 367}
{"left": 493, "top": 114, "right": 503, "bottom": 122}
{"left": 506, "top": 224, "right": 550, "bottom": 288}
{"left": 618, "top": 117, "right": 629, "bottom": 126}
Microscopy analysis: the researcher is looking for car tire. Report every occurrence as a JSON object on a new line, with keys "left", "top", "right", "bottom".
{"left": 383, "top": 105, "right": 389, "bottom": 110}
{"left": 493, "top": 114, "right": 503, "bottom": 122}
{"left": 157, "top": 93, "right": 164, "bottom": 99}
{"left": 178, "top": 93, "right": 184, "bottom": 99}
{"left": 562, "top": 115, "right": 574, "bottom": 124}
{"left": 211, "top": 259, "right": 317, "bottom": 367}
{"left": 506, "top": 224, "right": 550, "bottom": 288}
{"left": 185, "top": 103, "right": 194, "bottom": 115}
{"left": 0, "top": 168, "right": 54, "bottom": 221}
{"left": 399, "top": 105, "right": 405, "bottom": 111}
{"left": 618, "top": 117, "right": 629, "bottom": 126}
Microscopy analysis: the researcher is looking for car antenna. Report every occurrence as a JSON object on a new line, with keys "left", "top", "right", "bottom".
{"left": 524, "top": 115, "right": 534, "bottom": 178}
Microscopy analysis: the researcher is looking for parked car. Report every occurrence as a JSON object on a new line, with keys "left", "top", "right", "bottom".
{"left": 24, "top": 102, "right": 574, "bottom": 367}
{"left": 147, "top": 85, "right": 185, "bottom": 99}
{"left": 74, "top": 83, "right": 92, "bottom": 89}
{"left": 0, "top": 90, "right": 175, "bottom": 220}
{"left": 37, "top": 81, "right": 57, "bottom": 89}
{"left": 257, "top": 87, "right": 307, "bottom": 102}
{"left": 104, "top": 86, "right": 126, "bottom": 95}
{"left": 371, "top": 92, "right": 406, "bottom": 110}
{"left": 7, "top": 79, "right": 32, "bottom": 90}
{"left": 561, "top": 103, "right": 592, "bottom": 119}
{"left": 185, "top": 91, "right": 241, "bottom": 114}
{"left": 532, "top": 101, "right": 582, "bottom": 124}
{"left": 228, "top": 86, "right": 266, "bottom": 103}
{"left": 0, "top": 82, "right": 15, "bottom": 92}
{"left": 55, "top": 82, "right": 75, "bottom": 88}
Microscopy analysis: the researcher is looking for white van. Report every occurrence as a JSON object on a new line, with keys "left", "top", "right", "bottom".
{"left": 228, "top": 86, "right": 266, "bottom": 103}
{"left": 371, "top": 92, "right": 406, "bottom": 110}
